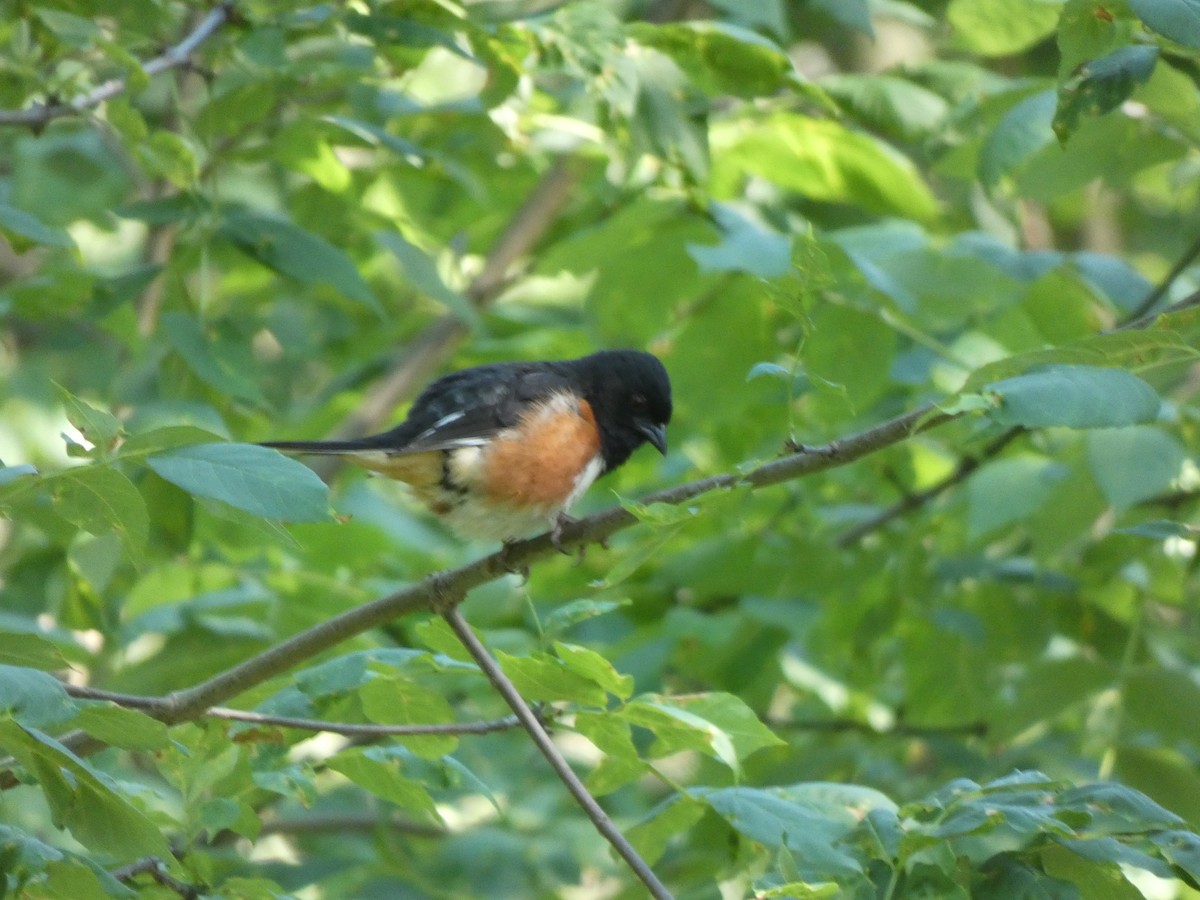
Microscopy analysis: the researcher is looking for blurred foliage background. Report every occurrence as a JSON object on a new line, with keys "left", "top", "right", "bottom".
{"left": 2, "top": 0, "right": 1200, "bottom": 897}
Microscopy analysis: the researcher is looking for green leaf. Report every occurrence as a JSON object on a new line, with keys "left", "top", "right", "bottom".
{"left": 706, "top": 0, "right": 789, "bottom": 38}
{"left": 1150, "top": 830, "right": 1200, "bottom": 884}
{"left": 539, "top": 599, "right": 630, "bottom": 639}
{"left": 981, "top": 365, "right": 1161, "bottom": 429}
{"left": 596, "top": 523, "right": 685, "bottom": 588}
{"left": 998, "top": 657, "right": 1113, "bottom": 740}
{"left": 973, "top": 856, "right": 1082, "bottom": 899}
{"left": 376, "top": 231, "right": 480, "bottom": 326}
{"left": 146, "top": 443, "right": 331, "bottom": 522}
{"left": 160, "top": 313, "right": 269, "bottom": 407}
{"left": 0, "top": 203, "right": 75, "bottom": 249}
{"left": 699, "top": 785, "right": 864, "bottom": 878}
{"left": 1058, "top": 781, "right": 1183, "bottom": 833}
{"left": 359, "top": 675, "right": 458, "bottom": 758}
{"left": 219, "top": 210, "right": 378, "bottom": 311}
{"left": 1114, "top": 519, "right": 1195, "bottom": 539}
{"left": 118, "top": 425, "right": 228, "bottom": 459}
{"left": 12, "top": 131, "right": 131, "bottom": 226}
{"left": 948, "top": 0, "right": 1061, "bottom": 56}
{"left": 980, "top": 90, "right": 1057, "bottom": 188}
{"left": 968, "top": 455, "right": 1070, "bottom": 538}
{"left": 0, "top": 721, "right": 175, "bottom": 861}
{"left": 1113, "top": 745, "right": 1200, "bottom": 826}
{"left": 0, "top": 632, "right": 69, "bottom": 670}
{"left": 1058, "top": 0, "right": 1137, "bottom": 75}
{"left": 1086, "top": 426, "right": 1183, "bottom": 509}
{"left": 1130, "top": 0, "right": 1200, "bottom": 48}
{"left": 626, "top": 795, "right": 708, "bottom": 866}
{"left": 412, "top": 617, "right": 475, "bottom": 662}
{"left": 1057, "top": 835, "right": 1174, "bottom": 880}
{"left": 328, "top": 746, "right": 442, "bottom": 821}
{"left": 54, "top": 384, "right": 121, "bottom": 453}
{"left": 554, "top": 642, "right": 634, "bottom": 700}
{"left": 1055, "top": 45, "right": 1159, "bottom": 139}
{"left": 687, "top": 201, "right": 790, "bottom": 277}
{"left": 622, "top": 692, "right": 783, "bottom": 773}
{"left": 822, "top": 74, "right": 950, "bottom": 142}
{"left": 0, "top": 665, "right": 76, "bottom": 728}
{"left": 804, "top": 304, "right": 896, "bottom": 408}
{"left": 494, "top": 650, "right": 607, "bottom": 705}
{"left": 72, "top": 704, "right": 169, "bottom": 751}
{"left": 50, "top": 466, "right": 149, "bottom": 552}
{"left": 626, "top": 48, "right": 709, "bottom": 181}
{"left": 628, "top": 21, "right": 792, "bottom": 99}
{"left": 1123, "top": 668, "right": 1200, "bottom": 745}
{"left": 1021, "top": 267, "right": 1102, "bottom": 343}
{"left": 713, "top": 114, "right": 939, "bottom": 221}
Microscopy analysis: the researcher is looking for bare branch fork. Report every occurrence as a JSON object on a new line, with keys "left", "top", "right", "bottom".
{"left": 0, "top": 3, "right": 236, "bottom": 129}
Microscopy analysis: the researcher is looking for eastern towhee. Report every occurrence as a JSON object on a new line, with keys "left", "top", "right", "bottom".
{"left": 263, "top": 349, "right": 672, "bottom": 543}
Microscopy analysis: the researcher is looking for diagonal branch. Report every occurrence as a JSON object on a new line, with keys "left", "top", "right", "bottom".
{"left": 836, "top": 426, "right": 1024, "bottom": 547}
{"left": 441, "top": 605, "right": 674, "bottom": 900}
{"left": 62, "top": 685, "right": 525, "bottom": 736}
{"left": 1126, "top": 233, "right": 1200, "bottom": 321}
{"left": 0, "top": 3, "right": 235, "bottom": 129}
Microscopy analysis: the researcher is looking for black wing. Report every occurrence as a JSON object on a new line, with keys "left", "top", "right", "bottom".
{"left": 268, "top": 362, "right": 573, "bottom": 457}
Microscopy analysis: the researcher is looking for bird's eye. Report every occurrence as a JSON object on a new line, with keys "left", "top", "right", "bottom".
{"left": 631, "top": 393, "right": 648, "bottom": 409}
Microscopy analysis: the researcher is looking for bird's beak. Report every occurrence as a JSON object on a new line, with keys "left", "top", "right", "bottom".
{"left": 638, "top": 421, "right": 668, "bottom": 455}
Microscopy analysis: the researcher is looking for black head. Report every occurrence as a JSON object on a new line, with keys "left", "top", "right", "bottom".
{"left": 565, "top": 350, "right": 672, "bottom": 473}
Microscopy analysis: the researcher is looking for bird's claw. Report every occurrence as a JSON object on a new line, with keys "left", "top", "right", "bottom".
{"left": 550, "top": 513, "right": 576, "bottom": 555}
{"left": 497, "top": 540, "right": 530, "bottom": 584}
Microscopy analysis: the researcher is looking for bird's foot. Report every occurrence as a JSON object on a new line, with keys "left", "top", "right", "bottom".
{"left": 497, "top": 540, "right": 530, "bottom": 584}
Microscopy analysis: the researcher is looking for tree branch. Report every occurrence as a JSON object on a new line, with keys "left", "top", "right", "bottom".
{"left": 441, "top": 605, "right": 674, "bottom": 900}
{"left": 1126, "top": 232, "right": 1200, "bottom": 321}
{"left": 835, "top": 427, "right": 1024, "bottom": 547}
{"left": 0, "top": 4, "right": 235, "bottom": 129}
{"left": 206, "top": 706, "right": 525, "bottom": 737}
{"left": 63, "top": 685, "right": 525, "bottom": 736}
{"left": 111, "top": 857, "right": 198, "bottom": 899}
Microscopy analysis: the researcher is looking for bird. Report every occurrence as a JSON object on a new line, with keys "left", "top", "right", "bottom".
{"left": 262, "top": 349, "right": 672, "bottom": 544}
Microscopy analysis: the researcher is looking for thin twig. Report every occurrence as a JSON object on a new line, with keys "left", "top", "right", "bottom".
{"left": 207, "top": 706, "right": 524, "bottom": 737}
{"left": 441, "top": 605, "right": 674, "bottom": 900}
{"left": 0, "top": 3, "right": 236, "bottom": 129}
{"left": 1126, "top": 233, "right": 1200, "bottom": 320}
{"left": 111, "top": 856, "right": 199, "bottom": 899}
{"left": 835, "top": 427, "right": 1024, "bottom": 547}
